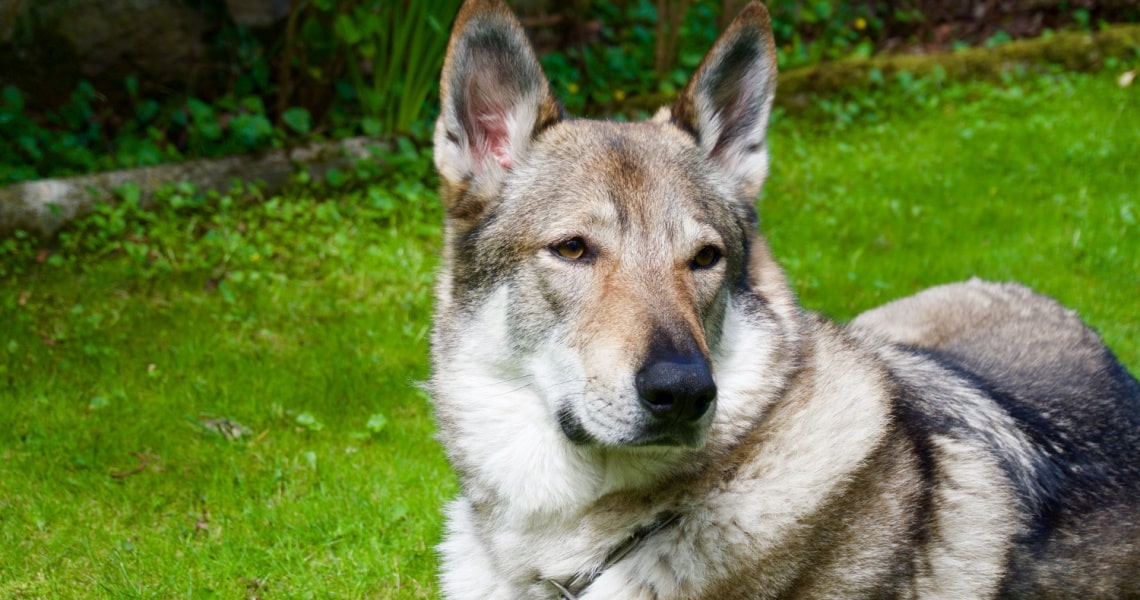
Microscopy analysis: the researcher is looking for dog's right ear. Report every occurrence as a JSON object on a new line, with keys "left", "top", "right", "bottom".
{"left": 669, "top": 2, "right": 777, "bottom": 201}
{"left": 434, "top": 0, "right": 562, "bottom": 224}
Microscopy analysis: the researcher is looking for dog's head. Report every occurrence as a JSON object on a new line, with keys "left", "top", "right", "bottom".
{"left": 432, "top": 0, "right": 780, "bottom": 451}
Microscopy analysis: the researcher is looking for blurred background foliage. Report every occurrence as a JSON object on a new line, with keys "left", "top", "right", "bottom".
{"left": 0, "top": 0, "right": 1137, "bottom": 185}
{"left": 0, "top": 6, "right": 1136, "bottom": 593}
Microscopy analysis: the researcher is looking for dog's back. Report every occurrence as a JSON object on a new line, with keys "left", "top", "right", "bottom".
{"left": 852, "top": 279, "right": 1140, "bottom": 595}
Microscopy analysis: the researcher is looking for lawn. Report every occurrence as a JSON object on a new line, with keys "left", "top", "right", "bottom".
{"left": 1, "top": 67, "right": 1137, "bottom": 598}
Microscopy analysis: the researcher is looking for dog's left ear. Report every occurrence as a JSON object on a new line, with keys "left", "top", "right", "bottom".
{"left": 670, "top": 2, "right": 777, "bottom": 200}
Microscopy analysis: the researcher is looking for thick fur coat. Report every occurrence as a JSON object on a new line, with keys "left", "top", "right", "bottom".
{"left": 428, "top": 1, "right": 1140, "bottom": 598}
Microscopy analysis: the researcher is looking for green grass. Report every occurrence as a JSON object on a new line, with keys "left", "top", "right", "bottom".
{"left": 1, "top": 67, "right": 1137, "bottom": 597}
{"left": 0, "top": 146, "right": 451, "bottom": 597}
{"left": 763, "top": 68, "right": 1139, "bottom": 368}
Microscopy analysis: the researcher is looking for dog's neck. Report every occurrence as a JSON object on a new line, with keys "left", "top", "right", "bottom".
{"left": 542, "top": 511, "right": 681, "bottom": 599}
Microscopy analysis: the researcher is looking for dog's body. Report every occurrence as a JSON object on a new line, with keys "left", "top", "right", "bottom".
{"left": 428, "top": 1, "right": 1140, "bottom": 598}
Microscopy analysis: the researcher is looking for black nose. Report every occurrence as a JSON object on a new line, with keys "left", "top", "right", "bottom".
{"left": 636, "top": 351, "right": 716, "bottom": 423}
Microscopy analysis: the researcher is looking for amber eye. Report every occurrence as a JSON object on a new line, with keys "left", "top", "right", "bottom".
{"left": 552, "top": 237, "right": 588, "bottom": 261}
{"left": 692, "top": 245, "right": 721, "bottom": 269}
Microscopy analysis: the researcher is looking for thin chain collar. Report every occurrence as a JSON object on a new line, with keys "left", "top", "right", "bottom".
{"left": 542, "top": 512, "right": 680, "bottom": 599}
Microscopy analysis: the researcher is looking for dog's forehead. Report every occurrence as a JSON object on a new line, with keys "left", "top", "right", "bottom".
{"left": 506, "top": 120, "right": 728, "bottom": 222}
{"left": 533, "top": 120, "right": 703, "bottom": 183}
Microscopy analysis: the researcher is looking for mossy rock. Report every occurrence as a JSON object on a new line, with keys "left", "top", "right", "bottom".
{"left": 779, "top": 25, "right": 1140, "bottom": 101}
{"left": 621, "top": 24, "right": 1140, "bottom": 116}
{"left": 0, "top": 137, "right": 387, "bottom": 239}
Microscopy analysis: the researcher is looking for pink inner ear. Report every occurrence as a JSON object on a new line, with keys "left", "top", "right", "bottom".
{"left": 490, "top": 139, "right": 513, "bottom": 170}
{"left": 472, "top": 108, "right": 514, "bottom": 171}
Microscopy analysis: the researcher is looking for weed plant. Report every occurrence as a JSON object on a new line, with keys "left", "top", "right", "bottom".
{"left": 331, "top": 0, "right": 464, "bottom": 135}
{"left": 0, "top": 66, "right": 1137, "bottom": 597}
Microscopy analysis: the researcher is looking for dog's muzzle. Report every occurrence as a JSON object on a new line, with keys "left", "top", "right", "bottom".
{"left": 626, "top": 340, "right": 717, "bottom": 446}
{"left": 557, "top": 334, "right": 717, "bottom": 448}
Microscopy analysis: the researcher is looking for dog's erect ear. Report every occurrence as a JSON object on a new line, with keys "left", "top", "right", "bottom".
{"left": 434, "top": 0, "right": 562, "bottom": 223}
{"left": 670, "top": 2, "right": 777, "bottom": 200}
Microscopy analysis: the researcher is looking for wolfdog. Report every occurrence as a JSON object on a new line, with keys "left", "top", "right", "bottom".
{"left": 428, "top": 1, "right": 1140, "bottom": 597}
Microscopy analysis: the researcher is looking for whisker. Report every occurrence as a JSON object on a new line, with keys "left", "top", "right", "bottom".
{"left": 470, "top": 377, "right": 590, "bottom": 399}
{"left": 464, "top": 374, "right": 536, "bottom": 389}
{"left": 537, "top": 378, "right": 588, "bottom": 392}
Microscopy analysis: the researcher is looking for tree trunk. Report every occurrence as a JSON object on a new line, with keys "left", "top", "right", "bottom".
{"left": 655, "top": 0, "right": 692, "bottom": 76}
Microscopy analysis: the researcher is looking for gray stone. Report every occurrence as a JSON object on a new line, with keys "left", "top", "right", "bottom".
{"left": 0, "top": 0, "right": 209, "bottom": 100}
{"left": 225, "top": 0, "right": 292, "bottom": 28}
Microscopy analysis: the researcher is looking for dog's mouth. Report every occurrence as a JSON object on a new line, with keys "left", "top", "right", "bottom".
{"left": 556, "top": 407, "right": 595, "bottom": 445}
{"left": 556, "top": 405, "right": 711, "bottom": 448}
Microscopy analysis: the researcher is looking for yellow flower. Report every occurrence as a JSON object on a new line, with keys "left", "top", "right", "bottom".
{"left": 567, "top": 83, "right": 580, "bottom": 94}
{"left": 613, "top": 90, "right": 626, "bottom": 102}
{"left": 854, "top": 17, "right": 867, "bottom": 31}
